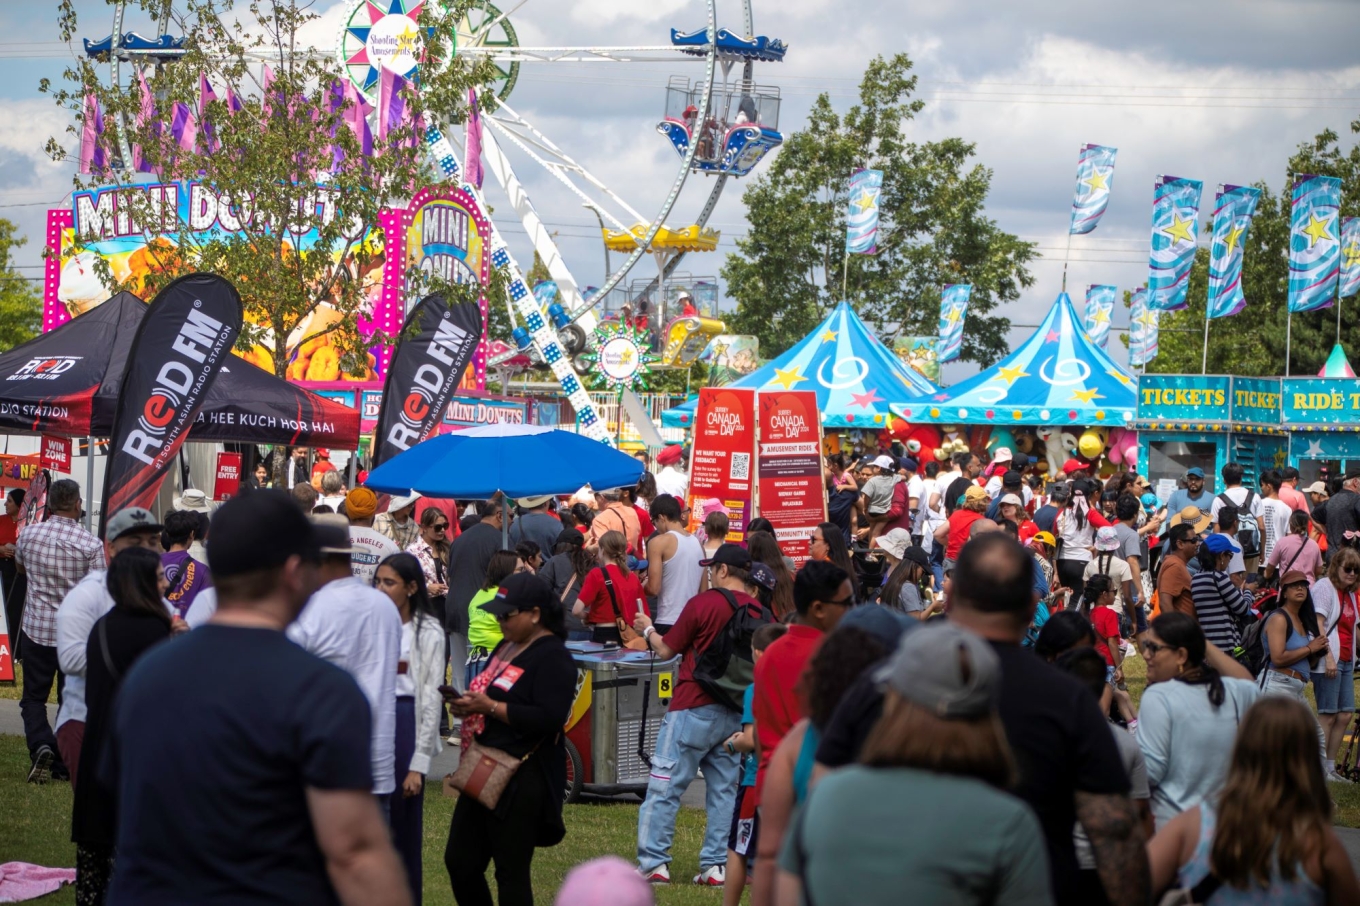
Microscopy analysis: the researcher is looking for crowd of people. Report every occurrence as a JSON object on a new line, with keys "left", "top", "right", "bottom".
{"left": 6, "top": 441, "right": 1360, "bottom": 905}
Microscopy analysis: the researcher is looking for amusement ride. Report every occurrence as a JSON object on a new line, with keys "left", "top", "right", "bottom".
{"left": 83, "top": 0, "right": 788, "bottom": 441}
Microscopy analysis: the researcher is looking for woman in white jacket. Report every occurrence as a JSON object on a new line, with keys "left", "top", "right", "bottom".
{"left": 375, "top": 552, "right": 445, "bottom": 905}
{"left": 1308, "top": 546, "right": 1360, "bottom": 782}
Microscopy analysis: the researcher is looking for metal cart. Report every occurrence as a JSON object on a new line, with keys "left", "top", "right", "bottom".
{"left": 563, "top": 642, "right": 679, "bottom": 801}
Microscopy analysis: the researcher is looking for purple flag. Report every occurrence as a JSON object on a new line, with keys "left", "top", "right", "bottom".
{"left": 199, "top": 75, "right": 219, "bottom": 153}
{"left": 170, "top": 101, "right": 198, "bottom": 153}
{"left": 78, "top": 92, "right": 108, "bottom": 174}
{"left": 343, "top": 81, "right": 374, "bottom": 158}
{"left": 133, "top": 71, "right": 157, "bottom": 173}
{"left": 377, "top": 67, "right": 408, "bottom": 143}
{"left": 261, "top": 64, "right": 275, "bottom": 122}
{"left": 465, "top": 89, "right": 484, "bottom": 189}
{"left": 225, "top": 86, "right": 244, "bottom": 114}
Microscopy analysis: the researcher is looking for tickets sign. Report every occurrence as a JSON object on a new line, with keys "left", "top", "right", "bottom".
{"left": 756, "top": 391, "right": 826, "bottom": 565}
{"left": 1282, "top": 378, "right": 1360, "bottom": 425}
{"left": 688, "top": 387, "right": 756, "bottom": 540}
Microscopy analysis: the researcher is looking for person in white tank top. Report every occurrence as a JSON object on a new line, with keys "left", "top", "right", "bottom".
{"left": 645, "top": 494, "right": 705, "bottom": 631}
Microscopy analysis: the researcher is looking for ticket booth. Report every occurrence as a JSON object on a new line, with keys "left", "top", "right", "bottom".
{"left": 1136, "top": 375, "right": 1232, "bottom": 502}
{"left": 1283, "top": 377, "right": 1360, "bottom": 485}
{"left": 1136, "top": 375, "right": 1285, "bottom": 502}
{"left": 1227, "top": 377, "right": 1288, "bottom": 482}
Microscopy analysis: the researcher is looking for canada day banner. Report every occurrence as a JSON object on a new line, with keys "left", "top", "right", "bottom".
{"left": 100, "top": 274, "right": 242, "bottom": 535}
{"left": 371, "top": 292, "right": 484, "bottom": 468}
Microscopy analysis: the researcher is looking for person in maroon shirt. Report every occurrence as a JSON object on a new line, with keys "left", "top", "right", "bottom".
{"left": 631, "top": 544, "right": 764, "bottom": 886}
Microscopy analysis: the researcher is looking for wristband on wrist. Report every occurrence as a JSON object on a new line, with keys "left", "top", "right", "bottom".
{"left": 643, "top": 625, "right": 656, "bottom": 639}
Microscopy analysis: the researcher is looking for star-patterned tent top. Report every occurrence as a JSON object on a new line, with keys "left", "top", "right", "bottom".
{"left": 893, "top": 292, "right": 1138, "bottom": 426}
{"left": 661, "top": 301, "right": 941, "bottom": 429}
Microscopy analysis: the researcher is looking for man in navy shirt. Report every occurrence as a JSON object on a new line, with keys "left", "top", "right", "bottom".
{"left": 103, "top": 491, "right": 410, "bottom": 906}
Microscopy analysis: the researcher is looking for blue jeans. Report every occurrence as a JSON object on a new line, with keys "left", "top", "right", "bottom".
{"left": 637, "top": 703, "right": 742, "bottom": 873}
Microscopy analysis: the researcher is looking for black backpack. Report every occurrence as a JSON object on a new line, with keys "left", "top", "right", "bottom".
{"left": 691, "top": 589, "right": 776, "bottom": 711}
{"left": 1218, "top": 491, "right": 1261, "bottom": 558}
{"left": 1236, "top": 607, "right": 1280, "bottom": 677}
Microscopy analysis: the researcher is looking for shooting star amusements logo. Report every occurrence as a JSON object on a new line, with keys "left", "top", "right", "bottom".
{"left": 123, "top": 303, "right": 234, "bottom": 467}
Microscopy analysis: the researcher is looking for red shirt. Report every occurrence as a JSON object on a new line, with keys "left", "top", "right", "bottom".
{"left": 661, "top": 588, "right": 760, "bottom": 713}
{"left": 945, "top": 509, "right": 982, "bottom": 560}
{"left": 1091, "top": 605, "right": 1121, "bottom": 667}
{"left": 0, "top": 514, "right": 16, "bottom": 549}
{"left": 753, "top": 624, "right": 823, "bottom": 797}
{"left": 577, "top": 564, "right": 648, "bottom": 626}
{"left": 633, "top": 504, "right": 655, "bottom": 558}
{"left": 1279, "top": 484, "right": 1309, "bottom": 514}
{"left": 1340, "top": 591, "right": 1356, "bottom": 661}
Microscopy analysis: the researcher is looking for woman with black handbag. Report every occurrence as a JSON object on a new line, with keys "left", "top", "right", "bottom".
{"left": 443, "top": 573, "right": 576, "bottom": 906}
{"left": 537, "top": 529, "right": 595, "bottom": 641}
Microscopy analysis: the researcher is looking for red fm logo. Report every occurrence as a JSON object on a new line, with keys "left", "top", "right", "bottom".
{"left": 7, "top": 356, "right": 81, "bottom": 381}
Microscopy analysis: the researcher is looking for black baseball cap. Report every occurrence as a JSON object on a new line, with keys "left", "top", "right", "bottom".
{"left": 208, "top": 489, "right": 320, "bottom": 578}
{"left": 554, "top": 528, "right": 584, "bottom": 548}
{"left": 699, "top": 542, "right": 753, "bottom": 570}
{"left": 480, "top": 572, "right": 554, "bottom": 618}
{"left": 1001, "top": 469, "right": 1023, "bottom": 488}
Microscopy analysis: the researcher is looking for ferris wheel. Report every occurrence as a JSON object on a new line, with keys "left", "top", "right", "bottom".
{"left": 84, "top": 0, "right": 787, "bottom": 440}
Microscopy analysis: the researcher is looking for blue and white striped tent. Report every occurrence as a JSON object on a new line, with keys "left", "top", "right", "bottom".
{"left": 892, "top": 293, "right": 1137, "bottom": 427}
{"left": 661, "top": 302, "right": 940, "bottom": 429}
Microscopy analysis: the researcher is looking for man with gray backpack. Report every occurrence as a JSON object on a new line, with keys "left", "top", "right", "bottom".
{"left": 631, "top": 543, "right": 776, "bottom": 886}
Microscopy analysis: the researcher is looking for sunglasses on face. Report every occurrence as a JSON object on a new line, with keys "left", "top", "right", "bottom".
{"left": 1139, "top": 640, "right": 1169, "bottom": 656}
{"left": 494, "top": 610, "right": 521, "bottom": 622}
{"left": 1343, "top": 567, "right": 1359, "bottom": 575}
{"left": 432, "top": 523, "right": 449, "bottom": 532}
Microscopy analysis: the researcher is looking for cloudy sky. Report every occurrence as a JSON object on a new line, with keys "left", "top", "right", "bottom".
{"left": 3, "top": 0, "right": 1359, "bottom": 380}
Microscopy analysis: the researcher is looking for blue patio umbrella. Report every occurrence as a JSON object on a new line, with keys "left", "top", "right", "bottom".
{"left": 364, "top": 423, "right": 645, "bottom": 499}
{"left": 365, "top": 424, "right": 645, "bottom": 550}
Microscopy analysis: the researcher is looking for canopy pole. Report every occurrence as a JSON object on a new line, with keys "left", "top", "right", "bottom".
{"left": 501, "top": 494, "right": 510, "bottom": 551}
{"left": 1285, "top": 311, "right": 1293, "bottom": 377}
{"left": 85, "top": 436, "right": 95, "bottom": 531}
{"left": 841, "top": 252, "right": 849, "bottom": 302}
{"left": 1061, "top": 231, "right": 1073, "bottom": 293}
{"left": 1338, "top": 283, "right": 1344, "bottom": 346}
{"left": 1201, "top": 315, "right": 1210, "bottom": 375}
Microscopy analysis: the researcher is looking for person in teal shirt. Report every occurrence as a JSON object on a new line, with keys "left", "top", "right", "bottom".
{"left": 465, "top": 550, "right": 524, "bottom": 685}
{"left": 779, "top": 623, "right": 1052, "bottom": 906}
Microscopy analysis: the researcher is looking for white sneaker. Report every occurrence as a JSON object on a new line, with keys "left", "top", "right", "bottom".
{"left": 641, "top": 864, "right": 670, "bottom": 884}
{"left": 694, "top": 865, "right": 725, "bottom": 886}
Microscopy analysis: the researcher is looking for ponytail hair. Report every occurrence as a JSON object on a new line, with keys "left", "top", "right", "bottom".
{"left": 1151, "top": 611, "right": 1226, "bottom": 708}
{"left": 1080, "top": 573, "right": 1111, "bottom": 619}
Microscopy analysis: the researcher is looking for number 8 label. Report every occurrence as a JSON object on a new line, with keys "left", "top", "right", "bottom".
{"left": 657, "top": 673, "right": 673, "bottom": 699}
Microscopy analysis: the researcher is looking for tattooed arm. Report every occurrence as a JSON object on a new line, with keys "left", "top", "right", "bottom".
{"left": 1075, "top": 791, "right": 1150, "bottom": 906}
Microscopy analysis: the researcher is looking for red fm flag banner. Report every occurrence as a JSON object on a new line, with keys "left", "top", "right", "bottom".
{"left": 371, "top": 293, "right": 484, "bottom": 467}
{"left": 100, "top": 274, "right": 242, "bottom": 536}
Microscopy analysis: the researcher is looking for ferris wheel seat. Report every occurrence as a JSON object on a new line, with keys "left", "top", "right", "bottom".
{"left": 660, "top": 316, "right": 727, "bottom": 368}
{"left": 669, "top": 27, "right": 788, "bottom": 62}
{"left": 657, "top": 120, "right": 782, "bottom": 177}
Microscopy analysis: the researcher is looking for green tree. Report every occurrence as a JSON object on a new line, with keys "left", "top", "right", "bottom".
{"left": 1150, "top": 115, "right": 1360, "bottom": 375}
{"left": 0, "top": 219, "right": 40, "bottom": 352}
{"left": 47, "top": 0, "right": 503, "bottom": 481}
{"left": 722, "top": 54, "right": 1037, "bottom": 364}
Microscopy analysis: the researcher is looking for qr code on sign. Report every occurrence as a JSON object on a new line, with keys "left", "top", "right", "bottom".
{"left": 730, "top": 453, "right": 750, "bottom": 481}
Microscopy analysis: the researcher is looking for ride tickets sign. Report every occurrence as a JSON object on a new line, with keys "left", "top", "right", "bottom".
{"left": 688, "top": 388, "right": 756, "bottom": 540}
{"left": 1282, "top": 378, "right": 1360, "bottom": 425}
{"left": 756, "top": 391, "right": 826, "bottom": 565}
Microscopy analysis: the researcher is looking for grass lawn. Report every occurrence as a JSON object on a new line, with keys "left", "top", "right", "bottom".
{"left": 0, "top": 734, "right": 726, "bottom": 905}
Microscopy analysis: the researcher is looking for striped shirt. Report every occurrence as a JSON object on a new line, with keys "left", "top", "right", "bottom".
{"left": 1190, "top": 569, "right": 1254, "bottom": 651}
